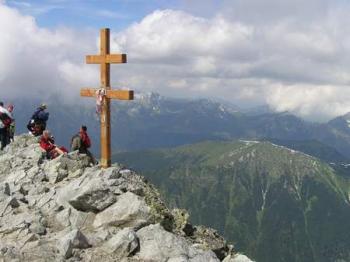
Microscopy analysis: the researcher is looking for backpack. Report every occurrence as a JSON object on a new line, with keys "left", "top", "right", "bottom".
{"left": 80, "top": 132, "right": 91, "bottom": 148}
{"left": 32, "top": 109, "right": 49, "bottom": 122}
{"left": 31, "top": 109, "right": 41, "bottom": 120}
{"left": 0, "top": 112, "right": 12, "bottom": 127}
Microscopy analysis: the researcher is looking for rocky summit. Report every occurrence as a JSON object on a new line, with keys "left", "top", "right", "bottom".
{"left": 0, "top": 134, "right": 252, "bottom": 262}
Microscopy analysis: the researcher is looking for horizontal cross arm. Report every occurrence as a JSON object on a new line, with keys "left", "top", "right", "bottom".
{"left": 80, "top": 88, "right": 134, "bottom": 100}
{"left": 107, "top": 89, "right": 134, "bottom": 100}
{"left": 86, "top": 54, "right": 127, "bottom": 64}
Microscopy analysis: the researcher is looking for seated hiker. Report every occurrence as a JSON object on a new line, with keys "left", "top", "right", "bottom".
{"left": 27, "top": 104, "right": 49, "bottom": 136}
{"left": 40, "top": 130, "right": 67, "bottom": 159}
{"left": 71, "top": 125, "right": 96, "bottom": 164}
{"left": 0, "top": 102, "right": 14, "bottom": 150}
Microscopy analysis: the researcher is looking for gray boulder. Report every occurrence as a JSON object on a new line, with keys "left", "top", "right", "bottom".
{"left": 102, "top": 227, "right": 139, "bottom": 257}
{"left": 93, "top": 191, "right": 151, "bottom": 229}
{"left": 136, "top": 223, "right": 219, "bottom": 262}
{"left": 59, "top": 229, "right": 91, "bottom": 258}
{"left": 223, "top": 254, "right": 255, "bottom": 262}
{"left": 68, "top": 178, "right": 117, "bottom": 213}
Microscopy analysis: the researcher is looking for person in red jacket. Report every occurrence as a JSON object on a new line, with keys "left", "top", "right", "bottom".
{"left": 71, "top": 125, "right": 96, "bottom": 164}
{"left": 40, "top": 130, "right": 67, "bottom": 159}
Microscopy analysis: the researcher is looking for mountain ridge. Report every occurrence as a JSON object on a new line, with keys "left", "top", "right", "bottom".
{"left": 113, "top": 139, "right": 350, "bottom": 262}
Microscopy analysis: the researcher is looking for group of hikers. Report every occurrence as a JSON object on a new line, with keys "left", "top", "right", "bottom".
{"left": 0, "top": 102, "right": 95, "bottom": 164}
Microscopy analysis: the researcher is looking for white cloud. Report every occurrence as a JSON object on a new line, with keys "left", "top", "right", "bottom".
{"left": 109, "top": 7, "right": 350, "bottom": 121}
{"left": 0, "top": 3, "right": 97, "bottom": 102}
{"left": 266, "top": 84, "right": 350, "bottom": 120}
{"left": 2, "top": 2, "right": 350, "bottom": 121}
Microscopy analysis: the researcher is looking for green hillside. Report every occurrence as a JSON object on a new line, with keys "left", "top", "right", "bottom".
{"left": 113, "top": 140, "right": 350, "bottom": 262}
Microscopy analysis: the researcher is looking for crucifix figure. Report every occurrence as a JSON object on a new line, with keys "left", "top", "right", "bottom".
{"left": 80, "top": 28, "right": 134, "bottom": 168}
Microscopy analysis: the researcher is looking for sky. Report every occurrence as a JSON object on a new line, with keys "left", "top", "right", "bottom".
{"left": 1, "top": 0, "right": 350, "bottom": 121}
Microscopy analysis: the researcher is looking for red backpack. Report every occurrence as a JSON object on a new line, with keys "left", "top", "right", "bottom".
{"left": 80, "top": 132, "right": 91, "bottom": 148}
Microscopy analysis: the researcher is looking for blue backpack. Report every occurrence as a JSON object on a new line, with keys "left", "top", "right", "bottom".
{"left": 32, "top": 109, "right": 49, "bottom": 122}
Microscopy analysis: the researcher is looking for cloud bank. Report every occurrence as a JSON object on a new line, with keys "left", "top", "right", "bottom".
{"left": 110, "top": 3, "right": 350, "bottom": 121}
{"left": 1, "top": 1, "right": 350, "bottom": 121}
{"left": 0, "top": 3, "right": 98, "bottom": 102}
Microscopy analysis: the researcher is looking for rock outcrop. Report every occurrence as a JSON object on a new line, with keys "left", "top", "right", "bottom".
{"left": 0, "top": 134, "right": 253, "bottom": 261}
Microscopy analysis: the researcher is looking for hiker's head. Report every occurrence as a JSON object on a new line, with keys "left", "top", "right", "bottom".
{"left": 81, "top": 125, "right": 87, "bottom": 132}
{"left": 7, "top": 104, "right": 14, "bottom": 112}
{"left": 43, "top": 130, "right": 51, "bottom": 138}
{"left": 0, "top": 102, "right": 3, "bottom": 107}
{"left": 40, "top": 103, "right": 47, "bottom": 110}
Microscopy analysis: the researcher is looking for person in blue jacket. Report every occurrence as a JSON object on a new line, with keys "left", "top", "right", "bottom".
{"left": 27, "top": 104, "right": 49, "bottom": 136}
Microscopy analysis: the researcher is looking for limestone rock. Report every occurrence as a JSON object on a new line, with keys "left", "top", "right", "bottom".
{"left": 93, "top": 191, "right": 151, "bottom": 229}
{"left": 67, "top": 178, "right": 117, "bottom": 213}
{"left": 103, "top": 227, "right": 138, "bottom": 257}
{"left": 0, "top": 197, "right": 20, "bottom": 217}
{"left": 0, "top": 182, "right": 10, "bottom": 197}
{"left": 223, "top": 253, "right": 255, "bottom": 262}
{"left": 59, "top": 229, "right": 90, "bottom": 258}
{"left": 55, "top": 167, "right": 121, "bottom": 213}
{"left": 136, "top": 223, "right": 219, "bottom": 262}
{"left": 55, "top": 206, "right": 95, "bottom": 230}
{"left": 28, "top": 212, "right": 47, "bottom": 235}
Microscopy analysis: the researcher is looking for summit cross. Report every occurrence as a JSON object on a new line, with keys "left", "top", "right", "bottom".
{"left": 80, "top": 28, "right": 134, "bottom": 168}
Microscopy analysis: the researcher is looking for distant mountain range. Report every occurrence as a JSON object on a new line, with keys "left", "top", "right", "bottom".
{"left": 8, "top": 92, "right": 350, "bottom": 162}
{"left": 112, "top": 140, "right": 350, "bottom": 262}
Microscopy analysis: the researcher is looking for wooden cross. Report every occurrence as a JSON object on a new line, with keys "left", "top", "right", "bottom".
{"left": 80, "top": 28, "right": 134, "bottom": 168}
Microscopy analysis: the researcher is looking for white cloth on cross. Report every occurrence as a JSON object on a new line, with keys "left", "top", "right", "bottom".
{"left": 96, "top": 89, "right": 106, "bottom": 114}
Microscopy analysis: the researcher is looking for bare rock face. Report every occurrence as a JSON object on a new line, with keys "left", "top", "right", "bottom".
{"left": 102, "top": 227, "right": 138, "bottom": 257}
{"left": 93, "top": 191, "right": 151, "bottom": 229}
{"left": 136, "top": 223, "right": 219, "bottom": 262}
{"left": 223, "top": 254, "right": 255, "bottom": 262}
{"left": 0, "top": 134, "right": 251, "bottom": 261}
{"left": 59, "top": 229, "right": 91, "bottom": 258}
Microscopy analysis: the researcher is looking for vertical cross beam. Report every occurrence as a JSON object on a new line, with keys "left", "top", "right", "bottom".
{"left": 100, "top": 28, "right": 111, "bottom": 168}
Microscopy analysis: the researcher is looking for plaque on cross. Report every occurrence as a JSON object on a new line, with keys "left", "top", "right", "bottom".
{"left": 80, "top": 28, "right": 134, "bottom": 168}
